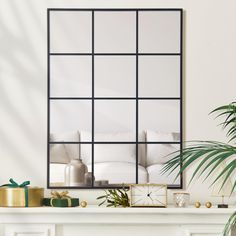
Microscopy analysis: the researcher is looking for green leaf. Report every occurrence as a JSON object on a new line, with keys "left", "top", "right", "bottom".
{"left": 231, "top": 180, "right": 236, "bottom": 194}
{"left": 210, "top": 159, "right": 236, "bottom": 190}
{"left": 117, "top": 189, "right": 126, "bottom": 198}
{"left": 219, "top": 165, "right": 235, "bottom": 194}
{"left": 223, "top": 211, "right": 236, "bottom": 236}
{"left": 199, "top": 150, "right": 232, "bottom": 177}
{"left": 228, "top": 133, "right": 236, "bottom": 143}
{"left": 189, "top": 149, "right": 222, "bottom": 183}
{"left": 96, "top": 195, "right": 107, "bottom": 200}
{"left": 226, "top": 126, "right": 236, "bottom": 137}
{"left": 162, "top": 140, "right": 236, "bottom": 193}
{"left": 210, "top": 105, "right": 231, "bottom": 114}
{"left": 107, "top": 199, "right": 115, "bottom": 204}
{"left": 98, "top": 199, "right": 107, "bottom": 206}
{"left": 210, "top": 102, "right": 236, "bottom": 143}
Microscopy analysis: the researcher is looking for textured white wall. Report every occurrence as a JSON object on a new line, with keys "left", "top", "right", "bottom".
{"left": 0, "top": 0, "right": 236, "bottom": 205}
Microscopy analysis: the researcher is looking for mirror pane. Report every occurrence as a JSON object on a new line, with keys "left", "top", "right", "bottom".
{"left": 94, "top": 144, "right": 136, "bottom": 186}
{"left": 50, "top": 100, "right": 92, "bottom": 140}
{"left": 50, "top": 144, "right": 92, "bottom": 187}
{"left": 145, "top": 143, "right": 181, "bottom": 186}
{"left": 94, "top": 11, "right": 136, "bottom": 53}
{"left": 50, "top": 56, "right": 92, "bottom": 97}
{"left": 94, "top": 100, "right": 136, "bottom": 141}
{"left": 139, "top": 100, "right": 180, "bottom": 141}
{"left": 139, "top": 56, "right": 180, "bottom": 97}
{"left": 94, "top": 56, "right": 136, "bottom": 97}
{"left": 50, "top": 11, "right": 92, "bottom": 53}
{"left": 139, "top": 11, "right": 181, "bottom": 53}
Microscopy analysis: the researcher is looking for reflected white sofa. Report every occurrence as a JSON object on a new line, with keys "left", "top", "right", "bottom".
{"left": 50, "top": 130, "right": 180, "bottom": 185}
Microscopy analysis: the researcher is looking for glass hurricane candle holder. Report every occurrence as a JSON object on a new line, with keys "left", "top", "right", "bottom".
{"left": 173, "top": 192, "right": 190, "bottom": 208}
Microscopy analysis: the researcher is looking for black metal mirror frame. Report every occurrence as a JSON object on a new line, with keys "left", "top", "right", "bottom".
{"left": 47, "top": 8, "right": 183, "bottom": 189}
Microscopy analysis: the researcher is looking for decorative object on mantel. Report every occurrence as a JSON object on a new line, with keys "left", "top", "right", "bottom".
{"left": 173, "top": 192, "right": 190, "bottom": 208}
{"left": 211, "top": 163, "right": 233, "bottom": 209}
{"left": 130, "top": 184, "right": 167, "bottom": 207}
{"left": 43, "top": 191, "right": 79, "bottom": 207}
{"left": 194, "top": 201, "right": 212, "bottom": 208}
{"left": 97, "top": 186, "right": 130, "bottom": 207}
{"left": 80, "top": 200, "right": 88, "bottom": 208}
{"left": 64, "top": 158, "right": 88, "bottom": 187}
{"left": 195, "top": 201, "right": 201, "bottom": 208}
{"left": 162, "top": 102, "right": 236, "bottom": 236}
{"left": 0, "top": 178, "right": 44, "bottom": 207}
{"left": 205, "top": 202, "right": 212, "bottom": 208}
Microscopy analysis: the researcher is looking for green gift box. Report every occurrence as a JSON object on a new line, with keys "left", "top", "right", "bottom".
{"left": 43, "top": 191, "right": 79, "bottom": 207}
{"left": 43, "top": 198, "right": 79, "bottom": 207}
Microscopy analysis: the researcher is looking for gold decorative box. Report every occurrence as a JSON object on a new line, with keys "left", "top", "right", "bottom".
{"left": 0, "top": 187, "right": 44, "bottom": 207}
{"left": 0, "top": 179, "right": 44, "bottom": 207}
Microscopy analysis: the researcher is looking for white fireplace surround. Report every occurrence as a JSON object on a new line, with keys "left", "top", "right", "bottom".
{"left": 0, "top": 207, "right": 235, "bottom": 236}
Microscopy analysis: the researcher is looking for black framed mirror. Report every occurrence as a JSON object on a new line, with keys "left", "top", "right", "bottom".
{"left": 47, "top": 8, "right": 183, "bottom": 189}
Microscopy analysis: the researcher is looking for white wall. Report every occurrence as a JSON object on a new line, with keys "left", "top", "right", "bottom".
{"left": 0, "top": 0, "right": 236, "bottom": 206}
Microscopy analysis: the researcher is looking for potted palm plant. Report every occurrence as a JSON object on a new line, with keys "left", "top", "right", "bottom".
{"left": 162, "top": 102, "right": 236, "bottom": 236}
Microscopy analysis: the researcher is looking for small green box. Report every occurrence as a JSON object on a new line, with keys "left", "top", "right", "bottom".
{"left": 43, "top": 198, "right": 79, "bottom": 207}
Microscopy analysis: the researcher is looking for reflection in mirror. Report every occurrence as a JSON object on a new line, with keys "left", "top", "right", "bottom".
{"left": 93, "top": 144, "right": 136, "bottom": 186}
{"left": 139, "top": 11, "right": 181, "bottom": 53}
{"left": 139, "top": 100, "right": 180, "bottom": 141}
{"left": 139, "top": 56, "right": 180, "bottom": 97}
{"left": 49, "top": 144, "right": 92, "bottom": 188}
{"left": 50, "top": 100, "right": 92, "bottom": 138}
{"left": 49, "top": 142, "right": 180, "bottom": 187}
{"left": 94, "top": 56, "right": 136, "bottom": 97}
{"left": 145, "top": 144, "right": 181, "bottom": 186}
{"left": 94, "top": 11, "right": 136, "bottom": 53}
{"left": 50, "top": 11, "right": 92, "bottom": 53}
{"left": 94, "top": 100, "right": 136, "bottom": 141}
{"left": 50, "top": 56, "right": 92, "bottom": 97}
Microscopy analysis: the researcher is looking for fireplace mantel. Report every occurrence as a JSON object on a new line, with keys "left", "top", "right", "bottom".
{"left": 0, "top": 207, "right": 235, "bottom": 236}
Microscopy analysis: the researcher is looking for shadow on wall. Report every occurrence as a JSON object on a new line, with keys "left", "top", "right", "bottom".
{"left": 0, "top": 1, "right": 48, "bottom": 184}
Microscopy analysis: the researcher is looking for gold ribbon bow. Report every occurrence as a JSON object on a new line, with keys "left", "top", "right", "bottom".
{"left": 50, "top": 191, "right": 72, "bottom": 207}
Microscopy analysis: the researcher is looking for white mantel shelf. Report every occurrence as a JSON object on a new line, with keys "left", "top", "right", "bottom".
{"left": 0, "top": 206, "right": 235, "bottom": 225}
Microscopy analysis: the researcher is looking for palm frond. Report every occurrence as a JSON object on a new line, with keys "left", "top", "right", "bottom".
{"left": 162, "top": 141, "right": 236, "bottom": 192}
{"left": 162, "top": 103, "right": 236, "bottom": 236}
{"left": 210, "top": 102, "right": 236, "bottom": 143}
{"left": 224, "top": 211, "right": 236, "bottom": 236}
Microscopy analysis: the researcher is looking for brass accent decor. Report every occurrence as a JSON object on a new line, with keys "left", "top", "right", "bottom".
{"left": 80, "top": 200, "right": 88, "bottom": 208}
{"left": 205, "top": 202, "right": 212, "bottom": 208}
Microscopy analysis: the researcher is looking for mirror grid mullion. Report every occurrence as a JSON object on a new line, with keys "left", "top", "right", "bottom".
{"left": 136, "top": 10, "right": 139, "bottom": 184}
{"left": 91, "top": 10, "right": 95, "bottom": 187}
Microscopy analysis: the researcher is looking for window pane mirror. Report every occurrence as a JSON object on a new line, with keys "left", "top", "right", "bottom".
{"left": 48, "top": 9, "right": 183, "bottom": 189}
